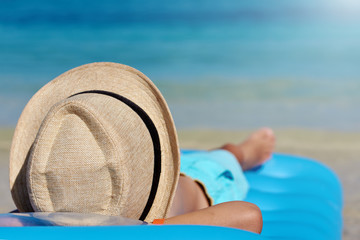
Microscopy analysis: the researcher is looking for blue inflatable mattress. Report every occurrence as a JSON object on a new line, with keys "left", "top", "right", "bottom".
{"left": 0, "top": 153, "right": 343, "bottom": 240}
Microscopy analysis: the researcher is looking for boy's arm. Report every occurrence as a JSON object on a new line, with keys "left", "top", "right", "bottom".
{"left": 163, "top": 201, "right": 263, "bottom": 234}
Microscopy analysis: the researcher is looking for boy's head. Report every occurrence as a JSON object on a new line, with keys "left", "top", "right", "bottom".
{"left": 9, "top": 62, "right": 180, "bottom": 222}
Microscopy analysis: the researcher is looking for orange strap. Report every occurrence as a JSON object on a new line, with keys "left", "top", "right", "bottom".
{"left": 152, "top": 219, "right": 165, "bottom": 225}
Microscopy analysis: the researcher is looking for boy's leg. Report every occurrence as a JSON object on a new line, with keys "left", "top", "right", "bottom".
{"left": 221, "top": 128, "right": 275, "bottom": 171}
{"left": 167, "top": 175, "right": 209, "bottom": 218}
{"left": 166, "top": 128, "right": 274, "bottom": 232}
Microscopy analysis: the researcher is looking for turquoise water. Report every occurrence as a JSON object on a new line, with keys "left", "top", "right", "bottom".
{"left": 1, "top": 0, "right": 360, "bottom": 130}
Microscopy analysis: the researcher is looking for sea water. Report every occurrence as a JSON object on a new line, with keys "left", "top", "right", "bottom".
{"left": 1, "top": 0, "right": 360, "bottom": 130}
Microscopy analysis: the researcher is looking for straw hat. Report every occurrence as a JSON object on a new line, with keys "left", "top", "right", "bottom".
{"left": 9, "top": 62, "right": 180, "bottom": 223}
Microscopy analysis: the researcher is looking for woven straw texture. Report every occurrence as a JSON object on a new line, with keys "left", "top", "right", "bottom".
{"left": 9, "top": 62, "right": 180, "bottom": 222}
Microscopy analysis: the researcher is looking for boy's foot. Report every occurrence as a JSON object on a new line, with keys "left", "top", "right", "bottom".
{"left": 221, "top": 128, "right": 275, "bottom": 171}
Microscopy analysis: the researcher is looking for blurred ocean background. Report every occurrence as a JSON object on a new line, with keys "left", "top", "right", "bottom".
{"left": 1, "top": 0, "right": 360, "bottom": 130}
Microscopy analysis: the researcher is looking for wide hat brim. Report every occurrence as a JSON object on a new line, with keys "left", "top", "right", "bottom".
{"left": 9, "top": 62, "right": 180, "bottom": 222}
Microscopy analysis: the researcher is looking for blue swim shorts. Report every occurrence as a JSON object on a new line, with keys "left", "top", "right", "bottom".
{"left": 180, "top": 149, "right": 249, "bottom": 205}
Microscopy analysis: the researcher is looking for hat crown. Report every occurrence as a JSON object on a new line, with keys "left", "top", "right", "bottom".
{"left": 10, "top": 62, "right": 180, "bottom": 222}
{"left": 28, "top": 93, "right": 154, "bottom": 218}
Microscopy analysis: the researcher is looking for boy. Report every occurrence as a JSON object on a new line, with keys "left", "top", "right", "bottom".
{"left": 8, "top": 63, "right": 274, "bottom": 233}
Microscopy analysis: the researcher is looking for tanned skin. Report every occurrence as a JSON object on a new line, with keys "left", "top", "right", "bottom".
{"left": 165, "top": 128, "right": 275, "bottom": 234}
